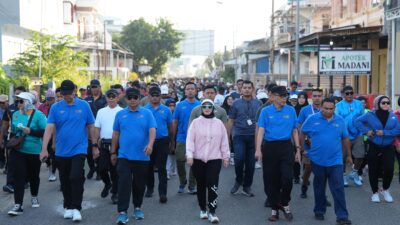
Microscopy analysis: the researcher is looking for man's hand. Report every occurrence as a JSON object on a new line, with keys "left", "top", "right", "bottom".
{"left": 144, "top": 145, "right": 153, "bottom": 156}
{"left": 346, "top": 155, "right": 353, "bottom": 165}
{"left": 187, "top": 158, "right": 193, "bottom": 166}
{"left": 92, "top": 147, "right": 100, "bottom": 159}
{"left": 169, "top": 141, "right": 175, "bottom": 154}
{"left": 111, "top": 154, "right": 117, "bottom": 166}
{"left": 375, "top": 130, "right": 383, "bottom": 136}
{"left": 223, "top": 159, "right": 229, "bottom": 168}
{"left": 255, "top": 149, "right": 262, "bottom": 161}
{"left": 295, "top": 151, "right": 301, "bottom": 163}
{"left": 39, "top": 150, "right": 49, "bottom": 162}
{"left": 367, "top": 130, "right": 374, "bottom": 137}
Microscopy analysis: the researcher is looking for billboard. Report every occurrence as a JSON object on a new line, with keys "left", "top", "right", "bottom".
{"left": 318, "top": 50, "right": 372, "bottom": 75}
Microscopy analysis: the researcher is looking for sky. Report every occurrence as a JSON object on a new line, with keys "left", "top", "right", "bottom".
{"left": 99, "top": 0, "right": 289, "bottom": 52}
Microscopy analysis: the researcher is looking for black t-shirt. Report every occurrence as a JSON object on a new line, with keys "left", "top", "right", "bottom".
{"left": 84, "top": 94, "right": 107, "bottom": 118}
{"left": 2, "top": 104, "right": 18, "bottom": 122}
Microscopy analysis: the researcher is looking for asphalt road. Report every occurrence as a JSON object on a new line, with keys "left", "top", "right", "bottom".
{"left": 1, "top": 164, "right": 400, "bottom": 225}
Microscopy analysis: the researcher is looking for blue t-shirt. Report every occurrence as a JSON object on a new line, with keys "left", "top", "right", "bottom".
{"left": 48, "top": 98, "right": 95, "bottom": 157}
{"left": 229, "top": 98, "right": 262, "bottom": 136}
{"left": 335, "top": 99, "right": 364, "bottom": 140}
{"left": 173, "top": 99, "right": 200, "bottom": 142}
{"left": 258, "top": 104, "right": 297, "bottom": 141}
{"left": 301, "top": 113, "right": 349, "bottom": 167}
{"left": 297, "top": 104, "right": 321, "bottom": 150}
{"left": 113, "top": 107, "right": 157, "bottom": 161}
{"left": 144, "top": 103, "right": 172, "bottom": 139}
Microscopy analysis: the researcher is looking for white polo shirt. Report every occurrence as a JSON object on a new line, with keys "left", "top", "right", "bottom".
{"left": 95, "top": 105, "right": 123, "bottom": 139}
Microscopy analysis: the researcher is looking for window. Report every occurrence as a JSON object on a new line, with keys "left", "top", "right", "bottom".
{"left": 63, "top": 1, "right": 73, "bottom": 24}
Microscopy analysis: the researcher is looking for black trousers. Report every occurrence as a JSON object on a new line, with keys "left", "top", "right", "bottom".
{"left": 117, "top": 159, "right": 148, "bottom": 212}
{"left": 146, "top": 138, "right": 169, "bottom": 196}
{"left": 13, "top": 151, "right": 41, "bottom": 204}
{"left": 6, "top": 148, "right": 15, "bottom": 186}
{"left": 56, "top": 154, "right": 86, "bottom": 210}
{"left": 293, "top": 146, "right": 301, "bottom": 180}
{"left": 262, "top": 140, "right": 294, "bottom": 210}
{"left": 192, "top": 159, "right": 222, "bottom": 214}
{"left": 0, "top": 137, "right": 5, "bottom": 165}
{"left": 98, "top": 140, "right": 118, "bottom": 194}
{"left": 367, "top": 142, "right": 395, "bottom": 193}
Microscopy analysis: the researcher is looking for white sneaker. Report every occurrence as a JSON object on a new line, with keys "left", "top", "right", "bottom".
{"left": 72, "top": 209, "right": 82, "bottom": 222}
{"left": 64, "top": 209, "right": 73, "bottom": 219}
{"left": 381, "top": 190, "right": 393, "bottom": 203}
{"left": 371, "top": 193, "right": 380, "bottom": 203}
{"left": 31, "top": 196, "right": 40, "bottom": 208}
{"left": 48, "top": 173, "right": 57, "bottom": 182}
{"left": 255, "top": 161, "right": 262, "bottom": 169}
{"left": 200, "top": 210, "right": 208, "bottom": 219}
{"left": 208, "top": 213, "right": 220, "bottom": 224}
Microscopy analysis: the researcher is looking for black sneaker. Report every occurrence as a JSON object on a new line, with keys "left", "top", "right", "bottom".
{"left": 336, "top": 219, "right": 352, "bottom": 225}
{"left": 315, "top": 213, "right": 324, "bottom": 220}
{"left": 159, "top": 195, "right": 167, "bottom": 203}
{"left": 242, "top": 187, "right": 254, "bottom": 197}
{"left": 8, "top": 204, "right": 23, "bottom": 216}
{"left": 111, "top": 193, "right": 118, "bottom": 205}
{"left": 87, "top": 169, "right": 95, "bottom": 179}
{"left": 3, "top": 184, "right": 14, "bottom": 193}
{"left": 230, "top": 182, "right": 241, "bottom": 195}
{"left": 300, "top": 185, "right": 307, "bottom": 198}
{"left": 101, "top": 184, "right": 112, "bottom": 198}
{"left": 294, "top": 178, "right": 300, "bottom": 184}
{"left": 145, "top": 188, "right": 154, "bottom": 198}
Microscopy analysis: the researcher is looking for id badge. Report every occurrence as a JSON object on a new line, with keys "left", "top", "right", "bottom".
{"left": 247, "top": 119, "right": 253, "bottom": 126}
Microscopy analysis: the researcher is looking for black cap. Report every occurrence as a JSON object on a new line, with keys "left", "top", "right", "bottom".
{"left": 105, "top": 89, "right": 119, "bottom": 96}
{"left": 149, "top": 86, "right": 161, "bottom": 95}
{"left": 60, "top": 80, "right": 75, "bottom": 95}
{"left": 271, "top": 86, "right": 288, "bottom": 95}
{"left": 125, "top": 87, "right": 140, "bottom": 97}
{"left": 90, "top": 79, "right": 101, "bottom": 86}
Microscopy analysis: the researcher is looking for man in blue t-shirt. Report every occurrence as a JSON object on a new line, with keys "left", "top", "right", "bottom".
{"left": 40, "top": 80, "right": 98, "bottom": 222}
{"left": 144, "top": 86, "right": 173, "bottom": 203}
{"left": 110, "top": 87, "right": 156, "bottom": 223}
{"left": 171, "top": 82, "right": 200, "bottom": 194}
{"left": 301, "top": 98, "right": 352, "bottom": 225}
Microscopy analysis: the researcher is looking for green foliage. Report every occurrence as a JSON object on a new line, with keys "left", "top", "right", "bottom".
{"left": 119, "top": 18, "right": 184, "bottom": 76}
{"left": 220, "top": 67, "right": 235, "bottom": 83}
{"left": 9, "top": 32, "right": 88, "bottom": 88}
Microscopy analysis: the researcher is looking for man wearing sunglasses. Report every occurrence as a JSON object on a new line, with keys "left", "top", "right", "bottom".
{"left": 335, "top": 86, "right": 365, "bottom": 187}
{"left": 144, "top": 86, "right": 173, "bottom": 203}
{"left": 84, "top": 79, "right": 107, "bottom": 180}
{"left": 111, "top": 87, "right": 156, "bottom": 224}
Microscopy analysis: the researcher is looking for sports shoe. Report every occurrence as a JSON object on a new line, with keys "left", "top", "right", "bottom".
{"left": 242, "top": 187, "right": 254, "bottom": 197}
{"left": 230, "top": 182, "right": 241, "bottom": 195}
{"left": 178, "top": 184, "right": 185, "bottom": 193}
{"left": 133, "top": 208, "right": 144, "bottom": 220}
{"left": 101, "top": 184, "right": 112, "bottom": 198}
{"left": 351, "top": 171, "right": 362, "bottom": 186}
{"left": 159, "top": 195, "right": 168, "bottom": 203}
{"left": 208, "top": 213, "right": 220, "bottom": 224}
{"left": 116, "top": 212, "right": 129, "bottom": 224}
{"left": 381, "top": 190, "right": 393, "bottom": 203}
{"left": 48, "top": 173, "right": 57, "bottom": 182}
{"left": 336, "top": 218, "right": 352, "bottom": 225}
{"left": 343, "top": 175, "right": 349, "bottom": 187}
{"left": 72, "top": 209, "right": 82, "bottom": 222}
{"left": 371, "top": 193, "right": 380, "bottom": 203}
{"left": 31, "top": 196, "right": 40, "bottom": 208}
{"left": 255, "top": 161, "right": 262, "bottom": 169}
{"left": 200, "top": 210, "right": 208, "bottom": 219}
{"left": 188, "top": 186, "right": 197, "bottom": 194}
{"left": 145, "top": 188, "right": 153, "bottom": 198}
{"left": 268, "top": 210, "right": 279, "bottom": 222}
{"left": 279, "top": 205, "right": 293, "bottom": 221}
{"left": 3, "top": 184, "right": 14, "bottom": 193}
{"left": 111, "top": 193, "right": 118, "bottom": 205}
{"left": 8, "top": 204, "right": 23, "bottom": 216}
{"left": 64, "top": 209, "right": 73, "bottom": 219}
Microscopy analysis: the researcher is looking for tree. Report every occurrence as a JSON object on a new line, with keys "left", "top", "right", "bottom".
{"left": 119, "top": 18, "right": 184, "bottom": 76}
{"left": 9, "top": 32, "right": 88, "bottom": 87}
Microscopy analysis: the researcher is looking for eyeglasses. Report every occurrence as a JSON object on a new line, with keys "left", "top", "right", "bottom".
{"left": 91, "top": 85, "right": 99, "bottom": 89}
{"left": 107, "top": 95, "right": 116, "bottom": 99}
{"left": 150, "top": 94, "right": 160, "bottom": 97}
{"left": 15, "top": 99, "right": 24, "bottom": 104}
{"left": 381, "top": 101, "right": 391, "bottom": 105}
{"left": 201, "top": 105, "right": 213, "bottom": 109}
{"left": 312, "top": 95, "right": 322, "bottom": 98}
{"left": 127, "top": 95, "right": 139, "bottom": 100}
{"left": 344, "top": 92, "right": 354, "bottom": 96}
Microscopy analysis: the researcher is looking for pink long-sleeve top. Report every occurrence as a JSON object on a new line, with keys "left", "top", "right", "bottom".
{"left": 186, "top": 116, "right": 230, "bottom": 162}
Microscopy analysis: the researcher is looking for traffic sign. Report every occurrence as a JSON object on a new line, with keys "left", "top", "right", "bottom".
{"left": 386, "top": 7, "right": 400, "bottom": 20}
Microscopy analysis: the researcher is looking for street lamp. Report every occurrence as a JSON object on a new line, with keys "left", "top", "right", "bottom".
{"left": 329, "top": 40, "right": 333, "bottom": 95}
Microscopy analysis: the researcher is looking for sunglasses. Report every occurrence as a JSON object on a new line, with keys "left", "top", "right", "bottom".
{"left": 107, "top": 94, "right": 116, "bottom": 99}
{"left": 381, "top": 101, "right": 391, "bottom": 105}
{"left": 201, "top": 105, "right": 213, "bottom": 109}
{"left": 91, "top": 85, "right": 99, "bottom": 89}
{"left": 151, "top": 94, "right": 160, "bottom": 97}
{"left": 127, "top": 95, "right": 139, "bottom": 100}
{"left": 15, "top": 99, "right": 24, "bottom": 104}
{"left": 344, "top": 92, "right": 354, "bottom": 96}
{"left": 46, "top": 97, "right": 55, "bottom": 101}
{"left": 0, "top": 102, "right": 5, "bottom": 105}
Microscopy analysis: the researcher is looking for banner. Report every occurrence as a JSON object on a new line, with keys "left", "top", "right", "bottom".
{"left": 318, "top": 50, "right": 372, "bottom": 75}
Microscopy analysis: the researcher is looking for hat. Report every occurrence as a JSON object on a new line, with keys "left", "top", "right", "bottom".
{"left": 15, "top": 92, "right": 34, "bottom": 104}
{"left": 125, "top": 87, "right": 140, "bottom": 97}
{"left": 79, "top": 86, "right": 87, "bottom": 91}
{"left": 256, "top": 92, "right": 268, "bottom": 100}
{"left": 271, "top": 86, "right": 288, "bottom": 95}
{"left": 45, "top": 89, "right": 56, "bottom": 98}
{"left": 160, "top": 85, "right": 169, "bottom": 95}
{"left": 0, "top": 94, "right": 8, "bottom": 102}
{"left": 105, "top": 89, "right": 119, "bottom": 96}
{"left": 165, "top": 99, "right": 176, "bottom": 106}
{"left": 201, "top": 99, "right": 214, "bottom": 107}
{"left": 149, "top": 86, "right": 161, "bottom": 95}
{"left": 289, "top": 94, "right": 298, "bottom": 100}
{"left": 60, "top": 80, "right": 75, "bottom": 95}
{"left": 90, "top": 79, "right": 101, "bottom": 86}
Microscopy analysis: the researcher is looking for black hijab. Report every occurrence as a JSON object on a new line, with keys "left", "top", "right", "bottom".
{"left": 375, "top": 96, "right": 390, "bottom": 128}
{"left": 201, "top": 102, "right": 215, "bottom": 119}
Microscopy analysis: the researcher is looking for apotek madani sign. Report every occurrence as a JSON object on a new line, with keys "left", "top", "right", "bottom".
{"left": 318, "top": 50, "right": 372, "bottom": 75}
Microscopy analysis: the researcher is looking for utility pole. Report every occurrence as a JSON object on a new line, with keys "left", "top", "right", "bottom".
{"left": 294, "top": 0, "right": 300, "bottom": 82}
{"left": 269, "top": 0, "right": 275, "bottom": 77}
{"left": 104, "top": 21, "right": 107, "bottom": 77}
